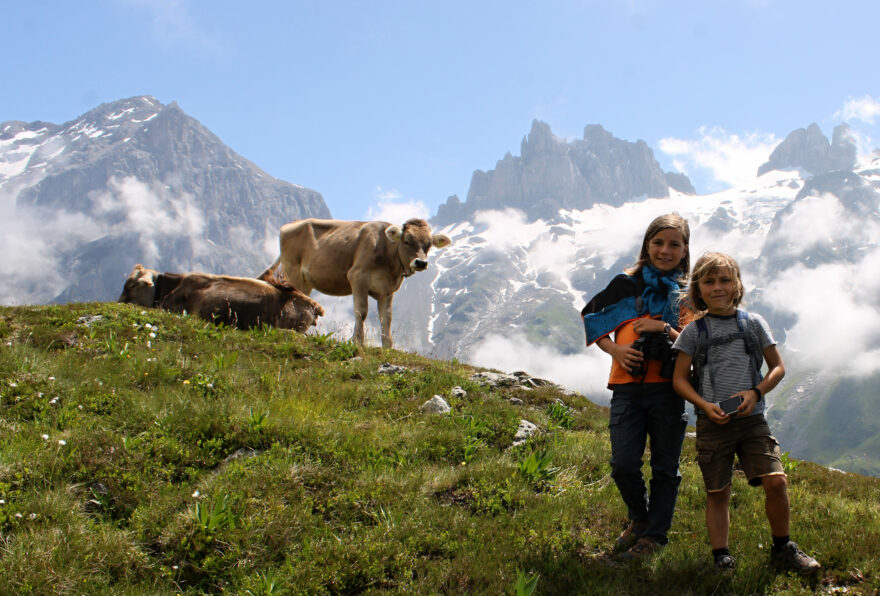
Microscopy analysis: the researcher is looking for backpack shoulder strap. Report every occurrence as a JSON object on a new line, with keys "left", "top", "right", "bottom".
{"left": 690, "top": 317, "right": 710, "bottom": 388}
{"left": 736, "top": 309, "right": 763, "bottom": 385}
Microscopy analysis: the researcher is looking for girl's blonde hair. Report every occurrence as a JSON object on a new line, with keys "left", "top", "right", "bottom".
{"left": 625, "top": 213, "right": 691, "bottom": 278}
{"left": 688, "top": 251, "right": 745, "bottom": 314}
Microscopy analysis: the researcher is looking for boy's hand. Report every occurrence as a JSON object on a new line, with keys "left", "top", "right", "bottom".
{"left": 704, "top": 403, "right": 732, "bottom": 425}
{"left": 733, "top": 389, "right": 759, "bottom": 416}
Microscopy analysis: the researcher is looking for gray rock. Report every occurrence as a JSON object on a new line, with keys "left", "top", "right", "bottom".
{"left": 420, "top": 395, "right": 451, "bottom": 414}
{"left": 224, "top": 447, "right": 260, "bottom": 463}
{"left": 76, "top": 315, "right": 104, "bottom": 326}
{"left": 378, "top": 363, "right": 408, "bottom": 375}
{"left": 512, "top": 419, "right": 538, "bottom": 446}
{"left": 470, "top": 371, "right": 556, "bottom": 390}
{"left": 450, "top": 386, "right": 468, "bottom": 399}
{"left": 470, "top": 371, "right": 520, "bottom": 387}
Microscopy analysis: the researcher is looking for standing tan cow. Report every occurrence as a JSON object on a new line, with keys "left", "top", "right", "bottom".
{"left": 259, "top": 218, "right": 452, "bottom": 348}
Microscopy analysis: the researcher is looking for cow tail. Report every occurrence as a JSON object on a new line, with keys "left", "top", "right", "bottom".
{"left": 257, "top": 256, "right": 282, "bottom": 283}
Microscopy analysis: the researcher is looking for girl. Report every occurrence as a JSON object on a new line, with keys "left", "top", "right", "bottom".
{"left": 671, "top": 251, "right": 820, "bottom": 574}
{"left": 581, "top": 213, "right": 690, "bottom": 559}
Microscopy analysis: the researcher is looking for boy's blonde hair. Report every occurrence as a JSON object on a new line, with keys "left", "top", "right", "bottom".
{"left": 689, "top": 251, "right": 744, "bottom": 314}
{"left": 625, "top": 213, "right": 691, "bottom": 278}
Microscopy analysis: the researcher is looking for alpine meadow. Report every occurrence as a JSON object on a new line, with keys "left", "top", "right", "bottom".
{"left": 0, "top": 302, "right": 878, "bottom": 594}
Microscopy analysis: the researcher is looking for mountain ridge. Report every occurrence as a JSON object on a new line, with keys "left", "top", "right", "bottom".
{"left": 0, "top": 96, "right": 330, "bottom": 304}
{"left": 434, "top": 119, "right": 695, "bottom": 226}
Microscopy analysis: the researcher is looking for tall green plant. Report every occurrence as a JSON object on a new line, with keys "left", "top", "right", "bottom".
{"left": 517, "top": 449, "right": 559, "bottom": 485}
{"left": 192, "top": 493, "right": 239, "bottom": 533}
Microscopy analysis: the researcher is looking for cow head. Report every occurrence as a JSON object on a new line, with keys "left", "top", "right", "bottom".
{"left": 385, "top": 219, "right": 452, "bottom": 276}
{"left": 119, "top": 264, "right": 159, "bottom": 305}
{"left": 280, "top": 288, "right": 325, "bottom": 332}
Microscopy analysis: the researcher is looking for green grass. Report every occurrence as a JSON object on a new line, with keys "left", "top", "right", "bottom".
{"left": 0, "top": 302, "right": 878, "bottom": 595}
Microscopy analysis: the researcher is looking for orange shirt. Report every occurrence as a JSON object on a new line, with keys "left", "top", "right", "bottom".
{"left": 606, "top": 309, "right": 693, "bottom": 387}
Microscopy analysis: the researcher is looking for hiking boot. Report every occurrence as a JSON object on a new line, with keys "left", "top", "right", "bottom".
{"left": 620, "top": 537, "right": 662, "bottom": 561}
{"left": 714, "top": 554, "right": 736, "bottom": 571}
{"left": 615, "top": 521, "right": 647, "bottom": 551}
{"left": 772, "top": 541, "right": 821, "bottom": 575}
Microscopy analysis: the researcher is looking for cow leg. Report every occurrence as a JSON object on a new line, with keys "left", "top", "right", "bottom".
{"left": 351, "top": 290, "right": 368, "bottom": 345}
{"left": 377, "top": 294, "right": 393, "bottom": 349}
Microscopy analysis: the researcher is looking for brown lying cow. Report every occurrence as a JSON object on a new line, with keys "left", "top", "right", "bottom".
{"left": 259, "top": 218, "right": 452, "bottom": 348}
{"left": 119, "top": 264, "right": 324, "bottom": 332}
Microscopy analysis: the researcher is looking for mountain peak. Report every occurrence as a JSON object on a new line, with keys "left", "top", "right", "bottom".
{"left": 1, "top": 95, "right": 330, "bottom": 305}
{"left": 758, "top": 122, "right": 857, "bottom": 177}
{"left": 433, "top": 121, "right": 692, "bottom": 225}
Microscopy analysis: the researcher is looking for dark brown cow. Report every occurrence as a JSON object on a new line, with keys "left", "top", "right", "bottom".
{"left": 259, "top": 218, "right": 451, "bottom": 348}
{"left": 119, "top": 264, "right": 324, "bottom": 332}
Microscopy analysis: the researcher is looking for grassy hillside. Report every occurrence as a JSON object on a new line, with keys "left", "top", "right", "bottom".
{"left": 769, "top": 374, "right": 880, "bottom": 477}
{"left": 0, "top": 303, "right": 878, "bottom": 595}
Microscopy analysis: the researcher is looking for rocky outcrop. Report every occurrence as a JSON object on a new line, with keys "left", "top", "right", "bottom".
{"left": 433, "top": 120, "right": 693, "bottom": 225}
{"left": 757, "top": 123, "right": 857, "bottom": 177}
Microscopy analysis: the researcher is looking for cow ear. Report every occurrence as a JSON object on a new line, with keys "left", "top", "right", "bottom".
{"left": 385, "top": 225, "right": 403, "bottom": 242}
{"left": 432, "top": 234, "right": 452, "bottom": 249}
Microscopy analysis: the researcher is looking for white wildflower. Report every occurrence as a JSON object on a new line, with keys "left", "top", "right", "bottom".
{"left": 49, "top": 397, "right": 58, "bottom": 405}
{"left": 145, "top": 323, "right": 153, "bottom": 330}
{"left": 9, "top": 382, "right": 16, "bottom": 388}
{"left": 29, "top": 513, "right": 37, "bottom": 520}
{"left": 41, "top": 434, "right": 49, "bottom": 440}
{"left": 78, "top": 405, "right": 84, "bottom": 410}
{"left": 58, "top": 439, "right": 67, "bottom": 446}
{"left": 0, "top": 499, "right": 6, "bottom": 505}
{"left": 48, "top": 376, "right": 55, "bottom": 381}
{"left": 192, "top": 490, "right": 200, "bottom": 498}
{"left": 149, "top": 332, "right": 156, "bottom": 338}
{"left": 14, "top": 513, "right": 22, "bottom": 518}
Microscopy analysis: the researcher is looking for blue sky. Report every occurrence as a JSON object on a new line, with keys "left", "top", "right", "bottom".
{"left": 4, "top": 0, "right": 879, "bottom": 222}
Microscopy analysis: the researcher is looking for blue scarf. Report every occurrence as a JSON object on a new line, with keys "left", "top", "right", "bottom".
{"left": 582, "top": 264, "right": 684, "bottom": 344}
{"left": 640, "top": 264, "right": 683, "bottom": 327}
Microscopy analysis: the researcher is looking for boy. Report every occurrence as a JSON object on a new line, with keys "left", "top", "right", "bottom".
{"left": 671, "top": 252, "right": 820, "bottom": 574}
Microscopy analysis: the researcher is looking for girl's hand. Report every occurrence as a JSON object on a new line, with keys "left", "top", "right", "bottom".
{"left": 632, "top": 318, "right": 666, "bottom": 335}
{"left": 609, "top": 342, "right": 644, "bottom": 373}
{"left": 704, "top": 403, "right": 731, "bottom": 425}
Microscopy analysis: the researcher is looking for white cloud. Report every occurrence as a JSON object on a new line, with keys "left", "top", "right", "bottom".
{"left": 763, "top": 254, "right": 880, "bottom": 377}
{"left": 0, "top": 190, "right": 103, "bottom": 304}
{"left": 658, "top": 126, "right": 779, "bottom": 189}
{"left": 769, "top": 192, "right": 880, "bottom": 258}
{"left": 365, "top": 187, "right": 430, "bottom": 223}
{"left": 472, "top": 208, "right": 549, "bottom": 251}
{"left": 835, "top": 95, "right": 880, "bottom": 125}
{"left": 115, "top": 0, "right": 222, "bottom": 53}
{"left": 468, "top": 333, "right": 613, "bottom": 404}
{"left": 94, "top": 176, "right": 206, "bottom": 263}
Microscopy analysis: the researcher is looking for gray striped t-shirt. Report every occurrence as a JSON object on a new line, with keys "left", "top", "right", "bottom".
{"left": 673, "top": 311, "right": 775, "bottom": 417}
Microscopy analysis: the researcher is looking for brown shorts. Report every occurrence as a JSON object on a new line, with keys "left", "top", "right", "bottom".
{"left": 695, "top": 414, "right": 785, "bottom": 492}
